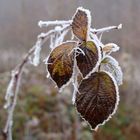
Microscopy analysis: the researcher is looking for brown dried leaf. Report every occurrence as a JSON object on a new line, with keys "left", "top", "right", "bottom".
{"left": 75, "top": 71, "right": 119, "bottom": 130}
{"left": 102, "top": 43, "right": 119, "bottom": 54}
{"left": 72, "top": 7, "right": 91, "bottom": 41}
{"left": 76, "top": 41, "right": 100, "bottom": 78}
{"left": 47, "top": 41, "right": 77, "bottom": 88}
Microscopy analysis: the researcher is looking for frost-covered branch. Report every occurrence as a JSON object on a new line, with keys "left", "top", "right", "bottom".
{"left": 32, "top": 24, "right": 70, "bottom": 66}
{"left": 38, "top": 20, "right": 72, "bottom": 28}
{"left": 3, "top": 23, "right": 71, "bottom": 140}
{"left": 91, "top": 24, "right": 122, "bottom": 34}
{"left": 38, "top": 19, "right": 122, "bottom": 35}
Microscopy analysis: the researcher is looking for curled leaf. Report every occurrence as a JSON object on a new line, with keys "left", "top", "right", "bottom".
{"left": 76, "top": 41, "right": 100, "bottom": 78}
{"left": 72, "top": 7, "right": 91, "bottom": 41}
{"left": 47, "top": 41, "right": 77, "bottom": 89}
{"left": 102, "top": 43, "right": 119, "bottom": 54}
{"left": 75, "top": 71, "right": 119, "bottom": 130}
{"left": 101, "top": 56, "right": 123, "bottom": 85}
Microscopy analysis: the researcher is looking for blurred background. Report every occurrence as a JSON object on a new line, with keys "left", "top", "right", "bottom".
{"left": 0, "top": 0, "right": 140, "bottom": 140}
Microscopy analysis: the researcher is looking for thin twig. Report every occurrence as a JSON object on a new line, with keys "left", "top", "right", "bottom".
{"left": 38, "top": 20, "right": 72, "bottom": 28}
{"left": 91, "top": 24, "right": 122, "bottom": 34}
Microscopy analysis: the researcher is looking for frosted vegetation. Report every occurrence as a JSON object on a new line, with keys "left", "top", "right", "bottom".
{"left": 3, "top": 7, "right": 122, "bottom": 140}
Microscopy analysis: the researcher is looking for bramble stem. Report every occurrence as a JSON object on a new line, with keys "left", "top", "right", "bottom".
{"left": 38, "top": 20, "right": 72, "bottom": 28}
{"left": 91, "top": 24, "right": 122, "bottom": 34}
{"left": 3, "top": 24, "right": 70, "bottom": 140}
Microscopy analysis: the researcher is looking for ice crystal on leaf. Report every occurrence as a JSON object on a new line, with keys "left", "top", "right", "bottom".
{"left": 101, "top": 55, "right": 123, "bottom": 85}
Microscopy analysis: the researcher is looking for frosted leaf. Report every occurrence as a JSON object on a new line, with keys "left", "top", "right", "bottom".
{"left": 72, "top": 7, "right": 91, "bottom": 41}
{"left": 47, "top": 41, "right": 77, "bottom": 89}
{"left": 78, "top": 7, "right": 91, "bottom": 40}
{"left": 75, "top": 71, "right": 119, "bottom": 130}
{"left": 101, "top": 56, "right": 123, "bottom": 85}
{"left": 103, "top": 43, "right": 120, "bottom": 55}
{"left": 76, "top": 41, "right": 101, "bottom": 78}
{"left": 32, "top": 39, "right": 42, "bottom": 66}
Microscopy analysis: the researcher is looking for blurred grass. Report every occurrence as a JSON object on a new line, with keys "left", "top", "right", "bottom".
{"left": 0, "top": 69, "right": 140, "bottom": 140}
